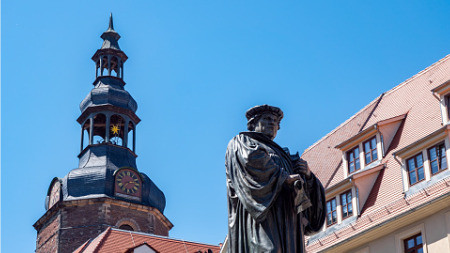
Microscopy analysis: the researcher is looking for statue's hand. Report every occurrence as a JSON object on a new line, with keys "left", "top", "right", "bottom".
{"left": 293, "top": 158, "right": 312, "bottom": 179}
{"left": 285, "top": 174, "right": 303, "bottom": 185}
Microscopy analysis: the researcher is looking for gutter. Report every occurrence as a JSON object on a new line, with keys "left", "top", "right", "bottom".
{"left": 315, "top": 190, "right": 450, "bottom": 252}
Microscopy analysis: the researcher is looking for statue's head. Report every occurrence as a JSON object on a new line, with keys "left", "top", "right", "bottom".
{"left": 246, "top": 105, "right": 283, "bottom": 140}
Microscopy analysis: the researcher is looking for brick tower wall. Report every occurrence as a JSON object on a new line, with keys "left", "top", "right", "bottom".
{"left": 35, "top": 213, "right": 61, "bottom": 253}
{"left": 35, "top": 198, "right": 172, "bottom": 253}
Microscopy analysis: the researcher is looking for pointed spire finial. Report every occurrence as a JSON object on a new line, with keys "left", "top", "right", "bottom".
{"left": 108, "top": 13, "right": 114, "bottom": 31}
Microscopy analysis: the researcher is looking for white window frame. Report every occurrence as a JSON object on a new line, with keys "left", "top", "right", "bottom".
{"left": 324, "top": 187, "right": 358, "bottom": 229}
{"left": 395, "top": 223, "right": 428, "bottom": 253}
{"left": 401, "top": 138, "right": 449, "bottom": 192}
{"left": 343, "top": 133, "right": 383, "bottom": 178}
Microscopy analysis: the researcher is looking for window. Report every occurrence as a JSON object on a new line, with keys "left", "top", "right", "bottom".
{"left": 407, "top": 153, "right": 425, "bottom": 186}
{"left": 110, "top": 114, "right": 125, "bottom": 146}
{"left": 428, "top": 143, "right": 447, "bottom": 175}
{"left": 326, "top": 198, "right": 337, "bottom": 226}
{"left": 93, "top": 113, "right": 106, "bottom": 144}
{"left": 347, "top": 146, "right": 360, "bottom": 173}
{"left": 364, "top": 137, "right": 378, "bottom": 164}
{"left": 341, "top": 191, "right": 353, "bottom": 219}
{"left": 119, "top": 224, "right": 134, "bottom": 231}
{"left": 446, "top": 95, "right": 450, "bottom": 120}
{"left": 403, "top": 233, "right": 423, "bottom": 253}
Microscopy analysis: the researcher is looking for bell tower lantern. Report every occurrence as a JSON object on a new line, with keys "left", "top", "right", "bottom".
{"left": 78, "top": 13, "right": 138, "bottom": 158}
{"left": 92, "top": 14, "right": 127, "bottom": 79}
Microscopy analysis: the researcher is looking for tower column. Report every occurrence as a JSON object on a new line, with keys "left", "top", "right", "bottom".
{"left": 105, "top": 114, "right": 111, "bottom": 143}
{"left": 123, "top": 120, "right": 129, "bottom": 148}
{"left": 100, "top": 57, "right": 104, "bottom": 76}
{"left": 133, "top": 127, "right": 136, "bottom": 152}
{"left": 80, "top": 127, "right": 84, "bottom": 152}
{"left": 117, "top": 58, "right": 122, "bottom": 78}
{"left": 107, "top": 55, "right": 112, "bottom": 76}
{"left": 89, "top": 117, "right": 94, "bottom": 145}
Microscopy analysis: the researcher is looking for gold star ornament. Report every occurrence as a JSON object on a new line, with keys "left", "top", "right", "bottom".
{"left": 111, "top": 124, "right": 120, "bottom": 135}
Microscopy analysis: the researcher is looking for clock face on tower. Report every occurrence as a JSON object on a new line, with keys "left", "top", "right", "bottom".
{"left": 114, "top": 168, "right": 142, "bottom": 200}
{"left": 48, "top": 181, "right": 61, "bottom": 209}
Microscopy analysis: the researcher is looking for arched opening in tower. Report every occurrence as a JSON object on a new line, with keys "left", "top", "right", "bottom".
{"left": 81, "top": 119, "right": 90, "bottom": 150}
{"left": 119, "top": 224, "right": 134, "bottom": 231}
{"left": 93, "top": 113, "right": 106, "bottom": 144}
{"left": 110, "top": 56, "right": 121, "bottom": 78}
{"left": 128, "top": 121, "right": 135, "bottom": 151}
{"left": 110, "top": 114, "right": 125, "bottom": 146}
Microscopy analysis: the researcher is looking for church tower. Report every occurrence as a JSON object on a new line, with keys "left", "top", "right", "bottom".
{"left": 33, "top": 15, "right": 173, "bottom": 253}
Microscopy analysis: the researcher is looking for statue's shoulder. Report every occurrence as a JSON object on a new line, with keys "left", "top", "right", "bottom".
{"left": 227, "top": 132, "right": 258, "bottom": 149}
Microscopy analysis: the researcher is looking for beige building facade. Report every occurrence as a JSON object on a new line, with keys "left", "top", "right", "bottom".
{"left": 303, "top": 55, "right": 450, "bottom": 253}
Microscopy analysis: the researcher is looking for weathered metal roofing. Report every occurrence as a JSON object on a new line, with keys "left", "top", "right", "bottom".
{"left": 100, "top": 13, "right": 121, "bottom": 51}
{"left": 79, "top": 76, "right": 137, "bottom": 113}
{"left": 47, "top": 145, "right": 166, "bottom": 214}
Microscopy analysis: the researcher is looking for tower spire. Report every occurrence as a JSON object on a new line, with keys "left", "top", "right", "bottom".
{"left": 100, "top": 13, "right": 121, "bottom": 50}
{"left": 108, "top": 13, "right": 114, "bottom": 31}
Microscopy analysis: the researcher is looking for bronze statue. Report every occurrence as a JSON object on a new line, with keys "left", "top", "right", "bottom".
{"left": 225, "top": 105, "right": 326, "bottom": 252}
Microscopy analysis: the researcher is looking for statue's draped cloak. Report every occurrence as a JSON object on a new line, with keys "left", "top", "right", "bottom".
{"left": 226, "top": 132, "right": 326, "bottom": 253}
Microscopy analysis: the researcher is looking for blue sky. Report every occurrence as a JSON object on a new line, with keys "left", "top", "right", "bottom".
{"left": 3, "top": 1, "right": 450, "bottom": 252}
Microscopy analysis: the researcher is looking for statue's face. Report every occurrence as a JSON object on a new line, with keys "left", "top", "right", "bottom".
{"left": 254, "top": 113, "right": 279, "bottom": 140}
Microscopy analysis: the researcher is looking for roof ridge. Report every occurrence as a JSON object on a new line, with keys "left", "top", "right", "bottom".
{"left": 73, "top": 240, "right": 91, "bottom": 253}
{"left": 111, "top": 228, "right": 220, "bottom": 247}
{"left": 302, "top": 54, "right": 450, "bottom": 155}
{"left": 92, "top": 227, "right": 112, "bottom": 253}
{"left": 384, "top": 54, "right": 450, "bottom": 97}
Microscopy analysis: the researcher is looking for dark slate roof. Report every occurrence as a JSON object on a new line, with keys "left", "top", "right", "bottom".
{"left": 47, "top": 145, "right": 166, "bottom": 213}
{"left": 79, "top": 76, "right": 137, "bottom": 113}
{"left": 59, "top": 167, "right": 166, "bottom": 213}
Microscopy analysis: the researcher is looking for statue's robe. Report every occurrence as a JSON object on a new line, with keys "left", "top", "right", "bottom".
{"left": 226, "top": 132, "right": 326, "bottom": 253}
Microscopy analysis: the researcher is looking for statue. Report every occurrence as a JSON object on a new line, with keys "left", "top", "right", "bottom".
{"left": 225, "top": 105, "right": 326, "bottom": 252}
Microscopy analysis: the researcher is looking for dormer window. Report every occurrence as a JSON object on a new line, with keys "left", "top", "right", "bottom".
{"left": 428, "top": 143, "right": 447, "bottom": 175}
{"left": 336, "top": 120, "right": 395, "bottom": 178}
{"left": 446, "top": 95, "right": 450, "bottom": 121}
{"left": 394, "top": 126, "right": 449, "bottom": 193}
{"left": 431, "top": 80, "right": 450, "bottom": 124}
{"left": 363, "top": 137, "right": 378, "bottom": 165}
{"left": 326, "top": 198, "right": 337, "bottom": 226}
{"left": 406, "top": 153, "right": 425, "bottom": 186}
{"left": 340, "top": 190, "right": 353, "bottom": 220}
{"left": 347, "top": 146, "right": 361, "bottom": 173}
{"left": 323, "top": 186, "right": 358, "bottom": 230}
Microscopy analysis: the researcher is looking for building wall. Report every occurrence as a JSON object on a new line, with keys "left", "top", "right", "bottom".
{"left": 36, "top": 213, "right": 60, "bottom": 253}
{"left": 59, "top": 199, "right": 170, "bottom": 253}
{"left": 59, "top": 202, "right": 110, "bottom": 253}
{"left": 35, "top": 198, "right": 171, "bottom": 253}
{"left": 347, "top": 207, "right": 450, "bottom": 253}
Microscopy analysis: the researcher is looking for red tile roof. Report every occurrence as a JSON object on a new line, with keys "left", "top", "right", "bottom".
{"left": 302, "top": 54, "right": 450, "bottom": 251}
{"left": 73, "top": 227, "right": 221, "bottom": 253}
